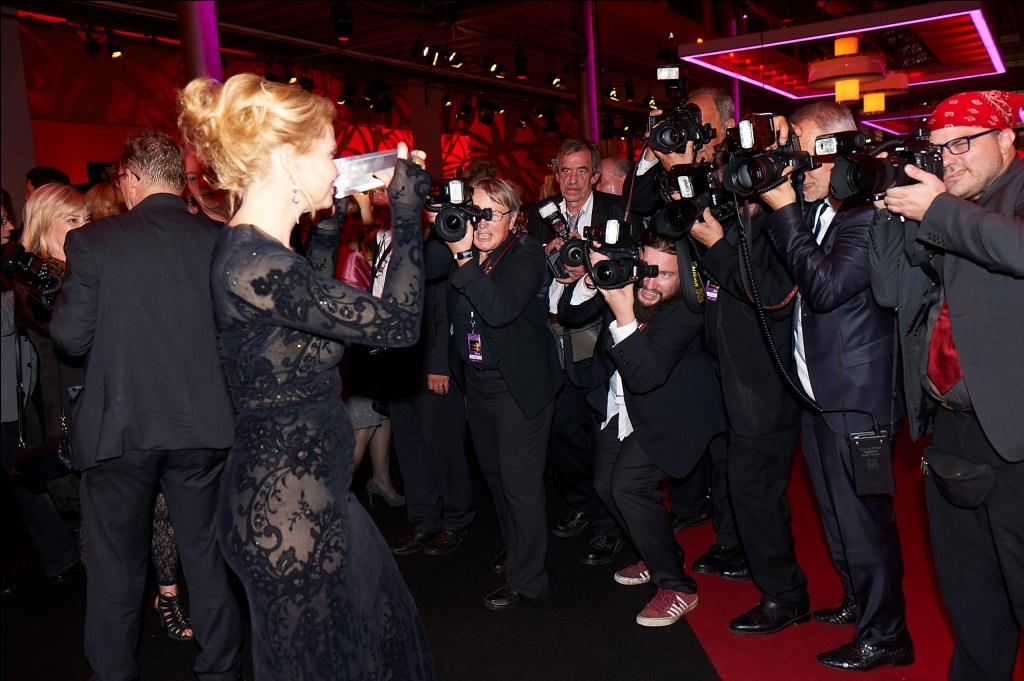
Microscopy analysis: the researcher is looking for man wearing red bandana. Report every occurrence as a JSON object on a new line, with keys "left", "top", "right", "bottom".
{"left": 870, "top": 89, "right": 1024, "bottom": 681}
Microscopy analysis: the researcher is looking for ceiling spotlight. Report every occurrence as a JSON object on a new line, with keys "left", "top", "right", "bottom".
{"left": 605, "top": 83, "right": 618, "bottom": 101}
{"left": 514, "top": 46, "right": 528, "bottom": 80}
{"left": 331, "top": 1, "right": 354, "bottom": 43}
{"left": 518, "top": 117, "right": 528, "bottom": 129}
{"left": 285, "top": 70, "right": 297, "bottom": 84}
{"left": 495, "top": 65, "right": 506, "bottom": 79}
{"left": 646, "top": 92, "right": 657, "bottom": 109}
{"left": 107, "top": 32, "right": 123, "bottom": 59}
{"left": 430, "top": 48, "right": 441, "bottom": 66}
{"left": 85, "top": 35, "right": 101, "bottom": 55}
{"left": 421, "top": 43, "right": 432, "bottom": 59}
{"left": 441, "top": 91, "right": 453, "bottom": 107}
{"left": 336, "top": 83, "right": 356, "bottom": 105}
{"left": 547, "top": 71, "right": 561, "bottom": 87}
{"left": 449, "top": 50, "right": 464, "bottom": 68}
{"left": 483, "top": 56, "right": 497, "bottom": 73}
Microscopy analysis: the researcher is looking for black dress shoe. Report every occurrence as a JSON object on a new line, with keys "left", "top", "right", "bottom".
{"left": 423, "top": 528, "right": 469, "bottom": 556}
{"left": 728, "top": 596, "right": 811, "bottom": 635}
{"left": 817, "top": 634, "right": 914, "bottom": 671}
{"left": 552, "top": 510, "right": 590, "bottom": 538}
{"left": 719, "top": 554, "right": 751, "bottom": 581}
{"left": 490, "top": 548, "right": 508, "bottom": 574}
{"left": 391, "top": 530, "right": 435, "bottom": 556}
{"left": 813, "top": 595, "right": 859, "bottom": 626}
{"left": 581, "top": 535, "right": 622, "bottom": 566}
{"left": 482, "top": 585, "right": 527, "bottom": 611}
{"left": 672, "top": 502, "right": 712, "bottom": 534}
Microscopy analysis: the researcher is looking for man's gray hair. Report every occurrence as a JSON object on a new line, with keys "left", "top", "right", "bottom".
{"left": 119, "top": 131, "right": 186, "bottom": 191}
{"left": 552, "top": 138, "right": 601, "bottom": 174}
{"left": 688, "top": 87, "right": 735, "bottom": 126}
{"left": 791, "top": 101, "right": 857, "bottom": 134}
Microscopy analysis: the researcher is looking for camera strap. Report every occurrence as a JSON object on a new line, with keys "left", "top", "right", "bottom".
{"left": 677, "top": 236, "right": 707, "bottom": 314}
{"left": 481, "top": 233, "right": 518, "bottom": 276}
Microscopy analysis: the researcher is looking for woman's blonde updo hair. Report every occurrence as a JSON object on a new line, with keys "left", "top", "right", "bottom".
{"left": 21, "top": 183, "right": 87, "bottom": 259}
{"left": 177, "top": 73, "right": 336, "bottom": 204}
{"left": 86, "top": 181, "right": 124, "bottom": 220}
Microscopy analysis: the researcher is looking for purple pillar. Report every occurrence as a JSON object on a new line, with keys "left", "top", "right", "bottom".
{"left": 578, "top": 1, "right": 599, "bottom": 142}
{"left": 177, "top": 1, "right": 222, "bottom": 82}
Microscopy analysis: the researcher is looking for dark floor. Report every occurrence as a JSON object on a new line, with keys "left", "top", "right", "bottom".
{"left": 1, "top": 463, "right": 719, "bottom": 681}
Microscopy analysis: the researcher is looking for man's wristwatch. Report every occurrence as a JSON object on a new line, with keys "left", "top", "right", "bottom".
{"left": 454, "top": 249, "right": 474, "bottom": 261}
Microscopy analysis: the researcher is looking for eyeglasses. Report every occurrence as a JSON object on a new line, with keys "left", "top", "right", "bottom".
{"left": 936, "top": 129, "right": 999, "bottom": 156}
{"left": 484, "top": 208, "right": 513, "bottom": 221}
{"left": 113, "top": 170, "right": 139, "bottom": 190}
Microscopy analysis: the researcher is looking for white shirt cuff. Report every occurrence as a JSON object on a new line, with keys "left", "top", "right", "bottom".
{"left": 636, "top": 156, "right": 659, "bottom": 177}
{"left": 609, "top": 319, "right": 638, "bottom": 344}
{"left": 569, "top": 278, "right": 599, "bottom": 306}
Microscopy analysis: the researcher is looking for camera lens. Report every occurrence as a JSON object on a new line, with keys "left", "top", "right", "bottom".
{"left": 560, "top": 239, "right": 586, "bottom": 267}
{"left": 434, "top": 207, "right": 467, "bottom": 242}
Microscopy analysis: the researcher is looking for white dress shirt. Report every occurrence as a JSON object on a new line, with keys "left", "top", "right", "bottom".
{"left": 547, "top": 191, "right": 595, "bottom": 314}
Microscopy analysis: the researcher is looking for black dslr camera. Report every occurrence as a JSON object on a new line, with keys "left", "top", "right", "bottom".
{"left": 721, "top": 113, "right": 818, "bottom": 196}
{"left": 647, "top": 66, "right": 715, "bottom": 155}
{"left": 820, "top": 130, "right": 944, "bottom": 201}
{"left": 536, "top": 199, "right": 572, "bottom": 278}
{"left": 654, "top": 163, "right": 734, "bottom": 239}
{"left": 425, "top": 179, "right": 493, "bottom": 242}
{"left": 577, "top": 219, "right": 657, "bottom": 290}
{"left": 2, "top": 244, "right": 63, "bottom": 308}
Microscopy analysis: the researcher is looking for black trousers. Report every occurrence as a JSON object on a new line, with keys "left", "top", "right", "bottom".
{"left": 669, "top": 432, "right": 739, "bottom": 549}
{"left": 728, "top": 424, "right": 808, "bottom": 606}
{"left": 594, "top": 416, "right": 696, "bottom": 593}
{"left": 80, "top": 449, "right": 243, "bottom": 681}
{"left": 801, "top": 412, "right": 907, "bottom": 645}
{"left": 546, "top": 378, "right": 616, "bottom": 535}
{"left": 927, "top": 409, "right": 1024, "bottom": 681}
{"left": 1, "top": 412, "right": 79, "bottom": 578}
{"left": 465, "top": 368, "right": 553, "bottom": 598}
{"left": 390, "top": 382, "right": 475, "bottom": 534}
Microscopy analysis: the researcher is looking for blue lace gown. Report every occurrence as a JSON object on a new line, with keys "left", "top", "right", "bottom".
{"left": 209, "top": 164, "right": 435, "bottom": 680}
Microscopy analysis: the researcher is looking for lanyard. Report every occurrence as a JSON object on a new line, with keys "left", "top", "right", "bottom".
{"left": 480, "top": 233, "right": 518, "bottom": 276}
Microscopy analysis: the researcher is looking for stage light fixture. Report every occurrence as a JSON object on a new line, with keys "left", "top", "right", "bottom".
{"left": 284, "top": 69, "right": 297, "bottom": 84}
{"left": 518, "top": 117, "right": 528, "bottom": 129}
{"left": 331, "top": 1, "right": 354, "bottom": 43}
{"left": 605, "top": 83, "right": 618, "bottom": 101}
{"left": 107, "top": 32, "right": 122, "bottom": 59}
{"left": 547, "top": 71, "right": 561, "bottom": 87}
{"left": 449, "top": 50, "right": 464, "bottom": 68}
{"left": 441, "top": 91, "right": 453, "bottom": 107}
{"left": 483, "top": 56, "right": 497, "bottom": 73}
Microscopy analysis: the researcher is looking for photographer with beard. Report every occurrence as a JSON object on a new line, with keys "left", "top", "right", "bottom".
{"left": 870, "top": 90, "right": 1024, "bottom": 681}
{"left": 558, "top": 234, "right": 724, "bottom": 627}
{"left": 629, "top": 88, "right": 808, "bottom": 634}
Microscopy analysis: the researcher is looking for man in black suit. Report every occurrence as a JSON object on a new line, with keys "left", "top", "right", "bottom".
{"left": 760, "top": 101, "right": 912, "bottom": 671}
{"left": 50, "top": 132, "right": 243, "bottom": 681}
{"left": 871, "top": 90, "right": 1024, "bottom": 681}
{"left": 527, "top": 138, "right": 626, "bottom": 566}
{"left": 559, "top": 234, "right": 725, "bottom": 627}
{"left": 389, "top": 236, "right": 475, "bottom": 556}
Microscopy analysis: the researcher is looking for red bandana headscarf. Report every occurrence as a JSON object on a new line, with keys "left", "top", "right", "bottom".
{"left": 927, "top": 90, "right": 1024, "bottom": 131}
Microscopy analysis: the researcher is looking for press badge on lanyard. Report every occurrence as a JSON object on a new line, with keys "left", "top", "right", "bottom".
{"left": 705, "top": 279, "right": 720, "bottom": 302}
{"left": 467, "top": 311, "right": 484, "bottom": 364}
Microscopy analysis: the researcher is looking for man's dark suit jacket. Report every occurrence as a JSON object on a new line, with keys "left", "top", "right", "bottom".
{"left": 560, "top": 287, "right": 726, "bottom": 479}
{"left": 446, "top": 233, "right": 562, "bottom": 419}
{"left": 871, "top": 157, "right": 1024, "bottom": 462}
{"left": 769, "top": 202, "right": 903, "bottom": 435}
{"left": 50, "top": 193, "right": 234, "bottom": 470}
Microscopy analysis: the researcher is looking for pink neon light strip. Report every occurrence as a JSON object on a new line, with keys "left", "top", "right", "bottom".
{"left": 682, "top": 8, "right": 1005, "bottom": 99}
{"left": 861, "top": 112, "right": 931, "bottom": 135}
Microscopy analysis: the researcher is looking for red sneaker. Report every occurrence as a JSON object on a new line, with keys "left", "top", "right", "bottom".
{"left": 614, "top": 560, "right": 651, "bottom": 586}
{"left": 636, "top": 588, "right": 698, "bottom": 627}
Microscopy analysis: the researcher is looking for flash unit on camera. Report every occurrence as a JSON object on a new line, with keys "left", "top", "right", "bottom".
{"left": 815, "top": 136, "right": 839, "bottom": 156}
{"left": 447, "top": 179, "right": 465, "bottom": 204}
{"left": 657, "top": 66, "right": 680, "bottom": 81}
{"left": 738, "top": 119, "right": 755, "bottom": 150}
{"left": 604, "top": 219, "right": 621, "bottom": 245}
{"left": 677, "top": 175, "right": 696, "bottom": 198}
{"left": 538, "top": 200, "right": 559, "bottom": 219}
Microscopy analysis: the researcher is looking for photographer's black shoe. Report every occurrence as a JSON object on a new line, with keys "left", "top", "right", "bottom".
{"left": 813, "top": 595, "right": 859, "bottom": 626}
{"left": 728, "top": 596, "right": 811, "bottom": 635}
{"left": 581, "top": 535, "right": 622, "bottom": 566}
{"left": 671, "top": 502, "right": 712, "bottom": 534}
{"left": 552, "top": 510, "right": 590, "bottom": 538}
{"left": 817, "top": 632, "right": 914, "bottom": 671}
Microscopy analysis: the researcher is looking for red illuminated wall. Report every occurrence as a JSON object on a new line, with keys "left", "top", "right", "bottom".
{"left": 17, "top": 20, "right": 604, "bottom": 200}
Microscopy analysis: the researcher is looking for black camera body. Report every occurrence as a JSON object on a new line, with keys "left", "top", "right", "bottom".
{"left": 649, "top": 103, "right": 716, "bottom": 155}
{"left": 425, "top": 178, "right": 493, "bottom": 242}
{"left": 827, "top": 131, "right": 944, "bottom": 201}
{"left": 2, "top": 244, "right": 63, "bottom": 308}
{"left": 721, "top": 114, "right": 817, "bottom": 196}
{"left": 578, "top": 219, "right": 657, "bottom": 290}
{"left": 654, "top": 163, "right": 733, "bottom": 239}
{"left": 537, "top": 199, "right": 572, "bottom": 278}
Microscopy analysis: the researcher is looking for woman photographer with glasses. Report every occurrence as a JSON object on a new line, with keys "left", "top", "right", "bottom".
{"left": 443, "top": 178, "right": 562, "bottom": 610}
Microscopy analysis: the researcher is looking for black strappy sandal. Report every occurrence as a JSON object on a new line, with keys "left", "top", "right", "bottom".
{"left": 155, "top": 593, "right": 193, "bottom": 642}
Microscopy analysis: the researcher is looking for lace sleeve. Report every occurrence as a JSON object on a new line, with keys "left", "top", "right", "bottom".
{"left": 228, "top": 161, "right": 429, "bottom": 347}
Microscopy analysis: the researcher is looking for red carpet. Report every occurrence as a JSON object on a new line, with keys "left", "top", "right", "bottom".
{"left": 677, "top": 429, "right": 1024, "bottom": 681}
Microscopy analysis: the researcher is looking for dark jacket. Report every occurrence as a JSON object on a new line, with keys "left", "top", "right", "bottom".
{"left": 870, "top": 157, "right": 1024, "bottom": 462}
{"left": 50, "top": 193, "right": 234, "bottom": 470}
{"left": 769, "top": 201, "right": 902, "bottom": 435}
{"left": 446, "top": 233, "right": 562, "bottom": 419}
{"left": 526, "top": 190, "right": 626, "bottom": 244}
{"left": 699, "top": 211, "right": 802, "bottom": 436}
{"left": 560, "top": 285, "right": 726, "bottom": 478}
